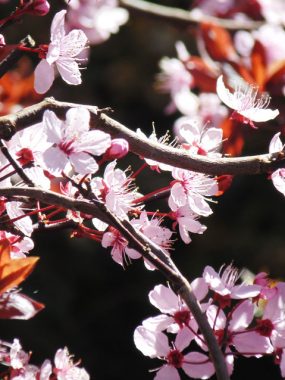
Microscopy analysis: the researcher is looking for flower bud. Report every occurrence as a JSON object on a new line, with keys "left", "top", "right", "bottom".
{"left": 24, "top": 0, "right": 50, "bottom": 16}
{"left": 104, "top": 139, "right": 129, "bottom": 160}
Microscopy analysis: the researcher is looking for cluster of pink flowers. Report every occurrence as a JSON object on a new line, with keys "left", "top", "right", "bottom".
{"left": 0, "top": 339, "right": 89, "bottom": 380}
{"left": 134, "top": 264, "right": 285, "bottom": 379}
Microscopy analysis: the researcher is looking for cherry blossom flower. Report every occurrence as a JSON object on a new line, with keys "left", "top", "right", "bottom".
{"left": 101, "top": 212, "right": 173, "bottom": 269}
{"left": 34, "top": 10, "right": 88, "bottom": 94}
{"left": 258, "top": 0, "right": 285, "bottom": 25}
{"left": 169, "top": 204, "right": 206, "bottom": 244}
{"left": 169, "top": 168, "right": 218, "bottom": 217}
{"left": 53, "top": 347, "right": 90, "bottom": 380}
{"left": 42, "top": 108, "right": 111, "bottom": 175}
{"left": 203, "top": 265, "right": 261, "bottom": 302}
{"left": 157, "top": 42, "right": 199, "bottom": 115}
{"left": 177, "top": 119, "right": 223, "bottom": 157}
{"left": 206, "top": 301, "right": 273, "bottom": 358}
{"left": 134, "top": 326, "right": 214, "bottom": 380}
{"left": 67, "top": 0, "right": 129, "bottom": 45}
{"left": 259, "top": 283, "right": 285, "bottom": 348}
{"left": 216, "top": 75, "right": 279, "bottom": 127}
{"left": 142, "top": 281, "right": 208, "bottom": 334}
{"left": 91, "top": 160, "right": 140, "bottom": 220}
{"left": 0, "top": 231, "right": 34, "bottom": 259}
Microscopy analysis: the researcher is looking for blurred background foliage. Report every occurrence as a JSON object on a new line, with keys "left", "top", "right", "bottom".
{"left": 0, "top": 1, "right": 285, "bottom": 379}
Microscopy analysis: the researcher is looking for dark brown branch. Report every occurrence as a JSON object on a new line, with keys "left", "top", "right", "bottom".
{"left": 119, "top": 0, "right": 263, "bottom": 31}
{"left": 0, "top": 97, "right": 283, "bottom": 176}
{"left": 0, "top": 185, "right": 229, "bottom": 380}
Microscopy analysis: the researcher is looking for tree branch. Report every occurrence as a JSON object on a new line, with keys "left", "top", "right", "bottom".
{"left": 119, "top": 0, "right": 263, "bottom": 31}
{"left": 0, "top": 185, "right": 229, "bottom": 380}
{"left": 0, "top": 97, "right": 283, "bottom": 176}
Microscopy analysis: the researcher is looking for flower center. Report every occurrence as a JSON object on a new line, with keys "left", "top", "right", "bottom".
{"left": 167, "top": 349, "right": 184, "bottom": 368}
{"left": 173, "top": 308, "right": 190, "bottom": 328}
{"left": 256, "top": 319, "right": 274, "bottom": 337}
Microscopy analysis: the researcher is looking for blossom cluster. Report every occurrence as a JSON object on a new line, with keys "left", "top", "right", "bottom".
{"left": 134, "top": 265, "right": 285, "bottom": 379}
{"left": 0, "top": 339, "right": 89, "bottom": 380}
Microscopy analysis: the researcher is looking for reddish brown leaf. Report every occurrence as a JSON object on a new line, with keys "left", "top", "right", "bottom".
{"left": 0, "top": 291, "right": 44, "bottom": 320}
{"left": 216, "top": 175, "right": 234, "bottom": 196}
{"left": 185, "top": 56, "right": 217, "bottom": 92}
{"left": 250, "top": 40, "right": 267, "bottom": 88}
{"left": 0, "top": 256, "right": 39, "bottom": 295}
{"left": 200, "top": 22, "right": 237, "bottom": 62}
{"left": 221, "top": 117, "right": 244, "bottom": 156}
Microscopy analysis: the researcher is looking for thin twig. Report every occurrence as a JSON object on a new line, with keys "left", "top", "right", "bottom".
{"left": 0, "top": 35, "right": 35, "bottom": 78}
{"left": 0, "top": 97, "right": 283, "bottom": 176}
{"left": 119, "top": 0, "right": 263, "bottom": 31}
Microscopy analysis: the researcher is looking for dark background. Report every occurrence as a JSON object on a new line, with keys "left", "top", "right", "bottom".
{"left": 1, "top": 1, "right": 285, "bottom": 379}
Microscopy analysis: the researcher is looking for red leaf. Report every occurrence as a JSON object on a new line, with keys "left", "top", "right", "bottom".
{"left": 200, "top": 22, "right": 237, "bottom": 62}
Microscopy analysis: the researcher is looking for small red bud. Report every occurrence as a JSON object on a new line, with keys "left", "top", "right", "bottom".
{"left": 24, "top": 0, "right": 50, "bottom": 16}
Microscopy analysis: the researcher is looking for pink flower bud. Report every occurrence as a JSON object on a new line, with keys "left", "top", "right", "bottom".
{"left": 24, "top": 0, "right": 50, "bottom": 16}
{"left": 104, "top": 139, "right": 129, "bottom": 160}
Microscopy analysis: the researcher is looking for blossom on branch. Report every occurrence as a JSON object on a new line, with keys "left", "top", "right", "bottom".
{"left": 34, "top": 10, "right": 88, "bottom": 94}
{"left": 216, "top": 75, "right": 279, "bottom": 127}
{"left": 42, "top": 108, "right": 111, "bottom": 175}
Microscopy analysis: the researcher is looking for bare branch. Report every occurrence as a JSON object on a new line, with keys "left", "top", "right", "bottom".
{"left": 119, "top": 0, "right": 263, "bottom": 31}
{"left": 0, "top": 97, "right": 283, "bottom": 176}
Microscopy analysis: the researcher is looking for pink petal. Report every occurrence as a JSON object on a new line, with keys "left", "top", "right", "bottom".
{"left": 269, "top": 132, "right": 283, "bottom": 153}
{"left": 203, "top": 266, "right": 230, "bottom": 296}
{"left": 149, "top": 285, "right": 179, "bottom": 313}
{"left": 56, "top": 57, "right": 82, "bottom": 85}
{"left": 69, "top": 152, "right": 98, "bottom": 175}
{"left": 34, "top": 59, "right": 55, "bottom": 94}
{"left": 155, "top": 365, "right": 180, "bottom": 380}
{"left": 134, "top": 326, "right": 169, "bottom": 358}
{"left": 191, "top": 277, "right": 208, "bottom": 301}
{"left": 216, "top": 75, "right": 236, "bottom": 110}
{"left": 183, "top": 352, "right": 215, "bottom": 379}
{"left": 175, "top": 327, "right": 194, "bottom": 351}
{"left": 142, "top": 315, "right": 174, "bottom": 332}
{"left": 240, "top": 108, "right": 279, "bottom": 122}
{"left": 233, "top": 331, "right": 273, "bottom": 356}
{"left": 50, "top": 10, "right": 66, "bottom": 42}
{"left": 230, "top": 284, "right": 261, "bottom": 299}
{"left": 229, "top": 300, "right": 254, "bottom": 331}
{"left": 271, "top": 169, "right": 285, "bottom": 196}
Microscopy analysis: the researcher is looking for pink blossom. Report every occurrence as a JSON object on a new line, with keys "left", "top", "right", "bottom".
{"left": 53, "top": 347, "right": 90, "bottom": 380}
{"left": 91, "top": 160, "right": 140, "bottom": 220}
{"left": 34, "top": 10, "right": 88, "bottom": 94}
{"left": 216, "top": 75, "right": 279, "bottom": 126}
{"left": 203, "top": 264, "right": 261, "bottom": 301}
{"left": 67, "top": 0, "right": 129, "bottom": 45}
{"left": 169, "top": 168, "right": 218, "bottom": 217}
{"left": 169, "top": 204, "right": 206, "bottom": 244}
{"left": 134, "top": 326, "right": 214, "bottom": 380}
{"left": 206, "top": 301, "right": 273, "bottom": 357}
{"left": 101, "top": 212, "right": 173, "bottom": 269}
{"left": 177, "top": 119, "right": 223, "bottom": 157}
{"left": 42, "top": 108, "right": 111, "bottom": 175}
